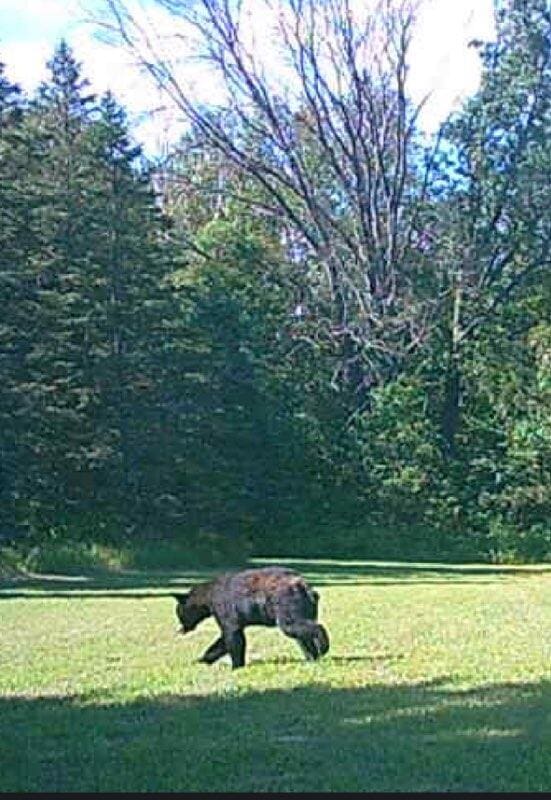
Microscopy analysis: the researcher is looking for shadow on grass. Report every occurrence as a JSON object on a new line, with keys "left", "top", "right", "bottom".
{"left": 243, "top": 652, "right": 403, "bottom": 668}
{"left": 250, "top": 557, "right": 551, "bottom": 588}
{"left": 1, "top": 677, "right": 550, "bottom": 792}
{"left": 0, "top": 557, "right": 549, "bottom": 599}
{"left": 0, "top": 567, "right": 220, "bottom": 599}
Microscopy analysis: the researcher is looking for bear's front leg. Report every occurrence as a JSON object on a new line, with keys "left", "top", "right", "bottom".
{"left": 199, "top": 635, "right": 227, "bottom": 665}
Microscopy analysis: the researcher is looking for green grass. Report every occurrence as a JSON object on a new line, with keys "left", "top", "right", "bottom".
{"left": 1, "top": 557, "right": 551, "bottom": 792}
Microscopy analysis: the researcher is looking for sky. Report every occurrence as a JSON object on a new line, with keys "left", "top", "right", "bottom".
{"left": 0, "top": 0, "right": 497, "bottom": 155}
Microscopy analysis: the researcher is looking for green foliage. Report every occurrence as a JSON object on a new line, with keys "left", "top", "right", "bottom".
{"left": 22, "top": 540, "right": 128, "bottom": 575}
{"left": 0, "top": 43, "right": 184, "bottom": 541}
{"left": 0, "top": 1, "right": 549, "bottom": 566}
{"left": 15, "top": 532, "right": 249, "bottom": 575}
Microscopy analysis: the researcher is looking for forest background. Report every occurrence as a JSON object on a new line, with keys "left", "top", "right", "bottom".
{"left": 0, "top": 0, "right": 549, "bottom": 572}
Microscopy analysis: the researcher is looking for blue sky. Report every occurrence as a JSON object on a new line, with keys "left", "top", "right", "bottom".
{"left": 0, "top": 0, "right": 496, "bottom": 154}
{"left": 1, "top": 1, "right": 72, "bottom": 40}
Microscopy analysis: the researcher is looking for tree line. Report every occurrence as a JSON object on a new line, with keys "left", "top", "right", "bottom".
{"left": 1, "top": 0, "right": 549, "bottom": 563}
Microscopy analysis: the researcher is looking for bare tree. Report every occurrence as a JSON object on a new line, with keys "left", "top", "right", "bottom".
{"left": 100, "top": 0, "right": 442, "bottom": 402}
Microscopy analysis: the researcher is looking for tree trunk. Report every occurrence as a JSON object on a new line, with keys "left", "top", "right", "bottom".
{"left": 442, "top": 265, "right": 463, "bottom": 458}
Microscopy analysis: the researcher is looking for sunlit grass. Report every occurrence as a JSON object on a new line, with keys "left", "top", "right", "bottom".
{"left": 1, "top": 559, "right": 551, "bottom": 792}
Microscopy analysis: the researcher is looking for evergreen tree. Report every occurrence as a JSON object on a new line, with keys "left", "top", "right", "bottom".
{"left": 1, "top": 44, "right": 183, "bottom": 539}
{"left": 0, "top": 60, "right": 22, "bottom": 129}
{"left": 83, "top": 91, "right": 184, "bottom": 536}
{"left": 0, "top": 61, "right": 25, "bottom": 538}
{"left": 13, "top": 42, "right": 102, "bottom": 532}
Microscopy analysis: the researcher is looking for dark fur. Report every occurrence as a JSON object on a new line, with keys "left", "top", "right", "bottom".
{"left": 172, "top": 566, "right": 330, "bottom": 669}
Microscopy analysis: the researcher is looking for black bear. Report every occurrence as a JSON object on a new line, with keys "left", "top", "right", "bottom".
{"left": 172, "top": 566, "right": 330, "bottom": 669}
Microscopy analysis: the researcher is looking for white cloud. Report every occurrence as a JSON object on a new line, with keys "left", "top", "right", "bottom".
{"left": 410, "top": 0, "right": 496, "bottom": 131}
{"left": 3, "top": 0, "right": 79, "bottom": 23}
{"left": 0, "top": 0, "right": 83, "bottom": 89}
{"left": 0, "top": 1, "right": 184, "bottom": 153}
{"left": 1, "top": 40, "right": 51, "bottom": 89}
{"left": 0, "top": 0, "right": 497, "bottom": 152}
{"left": 72, "top": 23, "right": 189, "bottom": 153}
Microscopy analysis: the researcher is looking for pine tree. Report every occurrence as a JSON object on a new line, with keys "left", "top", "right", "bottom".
{"left": 1, "top": 44, "right": 186, "bottom": 539}
{"left": 11, "top": 42, "right": 102, "bottom": 532}
{"left": 0, "top": 61, "right": 26, "bottom": 538}
{"left": 82, "top": 91, "right": 185, "bottom": 536}
{"left": 0, "top": 60, "right": 22, "bottom": 129}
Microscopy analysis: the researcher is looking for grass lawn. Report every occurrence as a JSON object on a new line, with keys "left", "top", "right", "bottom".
{"left": 1, "top": 557, "right": 551, "bottom": 793}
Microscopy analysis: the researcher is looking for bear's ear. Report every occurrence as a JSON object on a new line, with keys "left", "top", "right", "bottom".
{"left": 172, "top": 592, "right": 190, "bottom": 605}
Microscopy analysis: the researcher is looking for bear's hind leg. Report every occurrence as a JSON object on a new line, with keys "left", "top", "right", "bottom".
{"left": 223, "top": 628, "right": 246, "bottom": 669}
{"left": 278, "top": 619, "right": 330, "bottom": 661}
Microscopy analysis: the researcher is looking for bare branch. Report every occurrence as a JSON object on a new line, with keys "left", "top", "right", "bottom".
{"left": 101, "top": 0, "right": 440, "bottom": 393}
